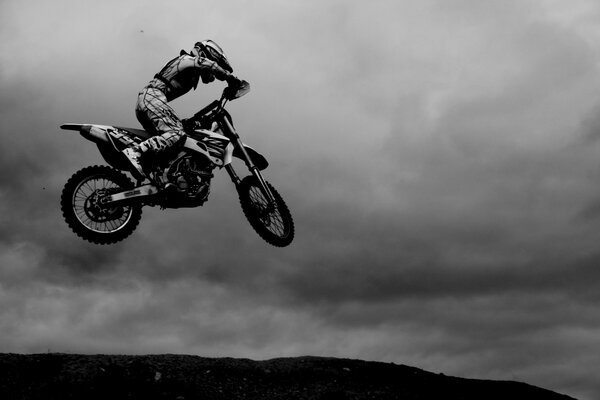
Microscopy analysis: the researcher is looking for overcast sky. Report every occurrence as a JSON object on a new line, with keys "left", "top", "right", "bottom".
{"left": 2, "top": 0, "right": 600, "bottom": 398}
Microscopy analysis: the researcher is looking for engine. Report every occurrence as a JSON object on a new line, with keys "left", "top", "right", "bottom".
{"left": 163, "top": 155, "right": 213, "bottom": 206}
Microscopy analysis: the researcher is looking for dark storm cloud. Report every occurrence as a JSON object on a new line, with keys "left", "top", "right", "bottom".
{"left": 0, "top": 74, "right": 128, "bottom": 282}
{"left": 0, "top": 80, "right": 53, "bottom": 186}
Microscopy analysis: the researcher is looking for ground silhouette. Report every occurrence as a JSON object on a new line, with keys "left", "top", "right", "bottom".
{"left": 0, "top": 353, "right": 577, "bottom": 400}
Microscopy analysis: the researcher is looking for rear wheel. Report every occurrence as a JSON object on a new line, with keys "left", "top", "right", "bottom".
{"left": 238, "top": 175, "right": 294, "bottom": 247}
{"left": 61, "top": 165, "right": 142, "bottom": 244}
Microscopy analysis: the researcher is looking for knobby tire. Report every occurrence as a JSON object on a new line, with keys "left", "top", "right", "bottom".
{"left": 238, "top": 175, "right": 294, "bottom": 247}
{"left": 61, "top": 165, "right": 142, "bottom": 244}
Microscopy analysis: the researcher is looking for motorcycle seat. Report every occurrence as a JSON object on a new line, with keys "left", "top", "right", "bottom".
{"left": 115, "top": 126, "right": 152, "bottom": 140}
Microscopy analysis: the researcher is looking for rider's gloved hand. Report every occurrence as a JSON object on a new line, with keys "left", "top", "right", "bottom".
{"left": 226, "top": 74, "right": 241, "bottom": 87}
{"left": 223, "top": 86, "right": 235, "bottom": 100}
{"left": 224, "top": 75, "right": 243, "bottom": 100}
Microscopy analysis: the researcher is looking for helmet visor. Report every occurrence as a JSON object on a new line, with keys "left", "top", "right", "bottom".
{"left": 195, "top": 40, "right": 233, "bottom": 73}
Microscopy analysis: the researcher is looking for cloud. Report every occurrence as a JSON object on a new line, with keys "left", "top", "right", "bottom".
{"left": 2, "top": 0, "right": 600, "bottom": 399}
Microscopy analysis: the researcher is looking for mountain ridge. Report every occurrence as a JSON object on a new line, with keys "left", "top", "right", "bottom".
{"left": 0, "top": 353, "right": 577, "bottom": 400}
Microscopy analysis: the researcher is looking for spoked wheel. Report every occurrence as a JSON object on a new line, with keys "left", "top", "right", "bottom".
{"left": 238, "top": 175, "right": 294, "bottom": 247}
{"left": 61, "top": 165, "right": 142, "bottom": 244}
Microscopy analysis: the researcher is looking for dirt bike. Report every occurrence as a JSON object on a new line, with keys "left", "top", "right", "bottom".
{"left": 59, "top": 81, "right": 294, "bottom": 247}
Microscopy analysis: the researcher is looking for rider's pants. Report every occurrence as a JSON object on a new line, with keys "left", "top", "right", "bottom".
{"left": 134, "top": 87, "right": 185, "bottom": 154}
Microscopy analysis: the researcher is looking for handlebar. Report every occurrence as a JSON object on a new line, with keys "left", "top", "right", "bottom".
{"left": 187, "top": 79, "right": 250, "bottom": 126}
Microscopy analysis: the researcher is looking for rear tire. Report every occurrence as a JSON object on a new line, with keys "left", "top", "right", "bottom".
{"left": 238, "top": 175, "right": 294, "bottom": 247}
{"left": 61, "top": 165, "right": 142, "bottom": 244}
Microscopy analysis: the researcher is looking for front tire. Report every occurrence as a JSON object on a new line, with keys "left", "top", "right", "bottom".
{"left": 61, "top": 165, "right": 142, "bottom": 244}
{"left": 238, "top": 175, "right": 294, "bottom": 247}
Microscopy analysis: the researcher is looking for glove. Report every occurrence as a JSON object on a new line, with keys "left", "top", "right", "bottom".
{"left": 223, "top": 86, "right": 237, "bottom": 100}
{"left": 226, "top": 74, "right": 241, "bottom": 87}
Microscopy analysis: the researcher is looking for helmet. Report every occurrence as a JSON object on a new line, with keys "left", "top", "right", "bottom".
{"left": 193, "top": 40, "right": 233, "bottom": 73}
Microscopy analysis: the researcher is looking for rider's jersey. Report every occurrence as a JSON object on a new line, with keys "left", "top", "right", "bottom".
{"left": 147, "top": 52, "right": 230, "bottom": 102}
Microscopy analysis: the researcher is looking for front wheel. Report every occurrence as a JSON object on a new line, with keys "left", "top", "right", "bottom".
{"left": 61, "top": 165, "right": 142, "bottom": 244}
{"left": 238, "top": 175, "right": 294, "bottom": 247}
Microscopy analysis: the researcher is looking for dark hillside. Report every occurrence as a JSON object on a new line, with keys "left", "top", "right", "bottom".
{"left": 0, "top": 354, "right": 577, "bottom": 400}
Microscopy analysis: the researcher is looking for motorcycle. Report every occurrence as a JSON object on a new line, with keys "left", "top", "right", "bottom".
{"left": 59, "top": 81, "right": 295, "bottom": 247}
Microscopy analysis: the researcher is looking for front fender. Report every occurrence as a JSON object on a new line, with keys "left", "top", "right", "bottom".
{"left": 227, "top": 144, "right": 269, "bottom": 170}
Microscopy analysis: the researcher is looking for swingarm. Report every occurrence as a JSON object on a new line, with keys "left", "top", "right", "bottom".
{"left": 100, "top": 184, "right": 159, "bottom": 206}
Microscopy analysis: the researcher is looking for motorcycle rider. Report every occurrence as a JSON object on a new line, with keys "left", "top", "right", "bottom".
{"left": 123, "top": 40, "right": 241, "bottom": 179}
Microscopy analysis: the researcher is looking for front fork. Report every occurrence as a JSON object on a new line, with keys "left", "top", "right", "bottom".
{"left": 221, "top": 117, "right": 276, "bottom": 205}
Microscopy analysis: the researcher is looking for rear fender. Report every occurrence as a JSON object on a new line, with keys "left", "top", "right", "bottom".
{"left": 60, "top": 124, "right": 131, "bottom": 170}
{"left": 61, "top": 123, "right": 111, "bottom": 143}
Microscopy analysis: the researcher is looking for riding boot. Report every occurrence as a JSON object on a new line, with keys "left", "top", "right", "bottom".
{"left": 122, "top": 147, "right": 145, "bottom": 180}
